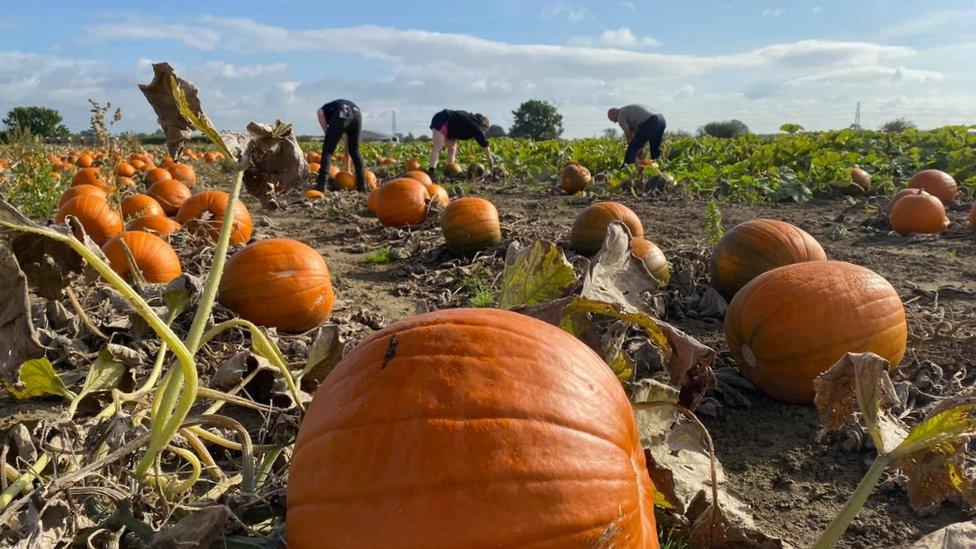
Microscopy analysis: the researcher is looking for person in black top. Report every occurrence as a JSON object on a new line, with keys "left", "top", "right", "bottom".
{"left": 428, "top": 109, "right": 495, "bottom": 173}
{"left": 315, "top": 99, "right": 366, "bottom": 192}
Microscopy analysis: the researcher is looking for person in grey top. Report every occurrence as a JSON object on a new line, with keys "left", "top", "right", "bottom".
{"left": 608, "top": 105, "right": 667, "bottom": 169}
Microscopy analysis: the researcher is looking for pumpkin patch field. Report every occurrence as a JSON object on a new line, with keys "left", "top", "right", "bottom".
{"left": 0, "top": 76, "right": 974, "bottom": 548}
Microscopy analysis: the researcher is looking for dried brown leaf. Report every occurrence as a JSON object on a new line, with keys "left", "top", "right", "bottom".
{"left": 0, "top": 246, "right": 46, "bottom": 384}
{"left": 149, "top": 506, "right": 230, "bottom": 549}
{"left": 138, "top": 62, "right": 207, "bottom": 158}
{"left": 910, "top": 521, "right": 976, "bottom": 548}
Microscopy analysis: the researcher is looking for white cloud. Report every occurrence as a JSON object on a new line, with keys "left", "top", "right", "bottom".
{"left": 877, "top": 8, "right": 974, "bottom": 40}
{"left": 84, "top": 17, "right": 221, "bottom": 50}
{"left": 762, "top": 7, "right": 786, "bottom": 18}
{"left": 789, "top": 65, "right": 944, "bottom": 85}
{"left": 541, "top": 3, "right": 587, "bottom": 22}
{"left": 569, "top": 27, "right": 661, "bottom": 49}
{"left": 672, "top": 85, "right": 695, "bottom": 101}
{"left": 620, "top": 1, "right": 636, "bottom": 9}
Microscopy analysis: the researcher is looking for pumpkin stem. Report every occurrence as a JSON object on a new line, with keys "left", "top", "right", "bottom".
{"left": 811, "top": 454, "right": 890, "bottom": 549}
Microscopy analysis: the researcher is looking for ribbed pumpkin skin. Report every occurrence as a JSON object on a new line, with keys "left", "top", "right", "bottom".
{"left": 888, "top": 188, "right": 917, "bottom": 213}
{"left": 55, "top": 195, "right": 123, "bottom": 244}
{"left": 102, "top": 231, "right": 182, "bottom": 283}
{"left": 425, "top": 183, "right": 450, "bottom": 208}
{"left": 287, "top": 308, "right": 659, "bottom": 549}
{"left": 366, "top": 188, "right": 379, "bottom": 213}
{"left": 403, "top": 170, "right": 432, "bottom": 186}
{"left": 441, "top": 197, "right": 502, "bottom": 255}
{"left": 561, "top": 163, "right": 592, "bottom": 195}
{"left": 709, "top": 219, "right": 826, "bottom": 301}
{"left": 175, "top": 190, "right": 253, "bottom": 245}
{"left": 725, "top": 261, "right": 907, "bottom": 404}
{"left": 570, "top": 202, "right": 644, "bottom": 255}
{"left": 168, "top": 163, "right": 196, "bottom": 185}
{"left": 115, "top": 162, "right": 136, "bottom": 178}
{"left": 333, "top": 171, "right": 356, "bottom": 191}
{"left": 889, "top": 190, "right": 949, "bottom": 235}
{"left": 121, "top": 194, "right": 165, "bottom": 220}
{"left": 219, "top": 239, "right": 335, "bottom": 333}
{"left": 148, "top": 180, "right": 192, "bottom": 215}
{"left": 375, "top": 178, "right": 429, "bottom": 227}
{"left": 909, "top": 169, "right": 957, "bottom": 204}
{"left": 126, "top": 215, "right": 182, "bottom": 237}
{"left": 71, "top": 168, "right": 108, "bottom": 191}
{"left": 147, "top": 167, "right": 173, "bottom": 185}
{"left": 631, "top": 237, "right": 670, "bottom": 284}
{"left": 59, "top": 184, "right": 107, "bottom": 208}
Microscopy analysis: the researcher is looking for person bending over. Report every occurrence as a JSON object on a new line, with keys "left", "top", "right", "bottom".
{"left": 607, "top": 105, "right": 667, "bottom": 171}
{"left": 428, "top": 109, "right": 495, "bottom": 174}
{"left": 315, "top": 99, "right": 366, "bottom": 192}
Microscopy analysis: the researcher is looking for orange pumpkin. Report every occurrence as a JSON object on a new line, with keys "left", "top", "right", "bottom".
{"left": 327, "top": 165, "right": 339, "bottom": 178}
{"left": 130, "top": 158, "right": 147, "bottom": 171}
{"left": 308, "top": 162, "right": 321, "bottom": 176}
{"left": 287, "top": 308, "right": 659, "bottom": 549}
{"left": 126, "top": 215, "right": 182, "bottom": 237}
{"left": 203, "top": 151, "right": 223, "bottom": 163}
{"left": 55, "top": 195, "right": 123, "bottom": 244}
{"left": 102, "top": 231, "right": 182, "bottom": 283}
{"left": 709, "top": 219, "right": 827, "bottom": 300}
{"left": 909, "top": 169, "right": 957, "bottom": 204}
{"left": 71, "top": 168, "right": 109, "bottom": 191}
{"left": 219, "top": 239, "right": 334, "bottom": 333}
{"left": 444, "top": 162, "right": 464, "bottom": 176}
{"left": 59, "top": 184, "right": 107, "bottom": 208}
{"left": 147, "top": 167, "right": 174, "bottom": 185}
{"left": 333, "top": 171, "right": 357, "bottom": 191}
{"left": 306, "top": 189, "right": 325, "bottom": 200}
{"left": 375, "top": 178, "right": 429, "bottom": 227}
{"left": 117, "top": 176, "right": 137, "bottom": 188}
{"left": 75, "top": 153, "right": 94, "bottom": 168}
{"left": 403, "top": 170, "right": 432, "bottom": 186}
{"left": 364, "top": 169, "right": 378, "bottom": 190}
{"left": 405, "top": 158, "right": 422, "bottom": 172}
{"left": 168, "top": 163, "right": 196, "bottom": 185}
{"left": 148, "top": 180, "right": 192, "bottom": 215}
{"left": 115, "top": 162, "right": 136, "bottom": 178}
{"left": 631, "top": 237, "right": 669, "bottom": 284}
{"left": 889, "top": 189, "right": 949, "bottom": 235}
{"left": 366, "top": 188, "right": 379, "bottom": 214}
{"left": 725, "top": 261, "right": 907, "bottom": 404}
{"left": 561, "top": 163, "right": 592, "bottom": 194}
{"left": 570, "top": 201, "right": 644, "bottom": 255}
{"left": 378, "top": 156, "right": 396, "bottom": 166}
{"left": 175, "top": 190, "right": 253, "bottom": 246}
{"left": 441, "top": 197, "right": 501, "bottom": 256}
{"left": 850, "top": 167, "right": 871, "bottom": 189}
{"left": 121, "top": 193, "right": 165, "bottom": 220}
{"left": 887, "top": 188, "right": 918, "bottom": 212}
{"left": 425, "top": 183, "right": 450, "bottom": 208}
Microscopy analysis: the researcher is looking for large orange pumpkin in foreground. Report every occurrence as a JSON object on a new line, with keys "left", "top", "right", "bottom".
{"left": 725, "top": 261, "right": 907, "bottom": 404}
{"left": 561, "top": 162, "right": 592, "bottom": 194}
{"left": 287, "top": 308, "right": 659, "bottom": 549}
{"left": 56, "top": 195, "right": 123, "bottom": 245}
{"left": 148, "top": 180, "right": 192, "bottom": 215}
{"left": 709, "top": 219, "right": 826, "bottom": 301}
{"left": 219, "top": 239, "right": 334, "bottom": 333}
{"left": 175, "top": 190, "right": 253, "bottom": 245}
{"left": 121, "top": 194, "right": 165, "bottom": 220}
{"left": 102, "top": 231, "right": 182, "bottom": 283}
{"left": 889, "top": 189, "right": 949, "bottom": 235}
{"left": 126, "top": 215, "right": 182, "bottom": 237}
{"left": 570, "top": 201, "right": 644, "bottom": 255}
{"left": 908, "top": 169, "right": 957, "bottom": 204}
{"left": 441, "top": 197, "right": 502, "bottom": 255}
{"left": 374, "top": 178, "right": 429, "bottom": 227}
{"left": 631, "top": 237, "right": 670, "bottom": 285}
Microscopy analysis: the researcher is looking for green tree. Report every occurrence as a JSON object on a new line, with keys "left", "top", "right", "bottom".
{"left": 486, "top": 124, "right": 507, "bottom": 138}
{"left": 780, "top": 123, "right": 804, "bottom": 135}
{"left": 881, "top": 118, "right": 916, "bottom": 133}
{"left": 699, "top": 119, "right": 750, "bottom": 138}
{"left": 509, "top": 100, "right": 563, "bottom": 140}
{"left": 2, "top": 106, "right": 70, "bottom": 139}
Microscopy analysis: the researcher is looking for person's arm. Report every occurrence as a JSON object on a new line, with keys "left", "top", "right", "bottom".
{"left": 343, "top": 135, "right": 352, "bottom": 172}
{"left": 317, "top": 109, "right": 328, "bottom": 133}
{"left": 485, "top": 145, "right": 495, "bottom": 168}
{"left": 624, "top": 128, "right": 634, "bottom": 142}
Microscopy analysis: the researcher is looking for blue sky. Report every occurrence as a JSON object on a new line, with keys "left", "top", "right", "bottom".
{"left": 1, "top": 1, "right": 974, "bottom": 137}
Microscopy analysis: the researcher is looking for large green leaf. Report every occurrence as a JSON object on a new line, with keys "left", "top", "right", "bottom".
{"left": 4, "top": 357, "right": 74, "bottom": 400}
{"left": 498, "top": 241, "right": 576, "bottom": 310}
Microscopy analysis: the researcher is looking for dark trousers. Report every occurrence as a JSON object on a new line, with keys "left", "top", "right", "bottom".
{"left": 316, "top": 108, "right": 365, "bottom": 192}
{"left": 624, "top": 114, "right": 667, "bottom": 164}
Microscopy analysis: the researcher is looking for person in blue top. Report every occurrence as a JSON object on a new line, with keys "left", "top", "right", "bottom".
{"left": 315, "top": 99, "right": 366, "bottom": 192}
{"left": 428, "top": 109, "right": 495, "bottom": 174}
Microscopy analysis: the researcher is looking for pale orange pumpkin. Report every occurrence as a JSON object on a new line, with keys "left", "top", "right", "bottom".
{"left": 403, "top": 170, "right": 433, "bottom": 186}
{"left": 425, "top": 183, "right": 450, "bottom": 208}
{"left": 115, "top": 162, "right": 136, "bottom": 178}
{"left": 147, "top": 167, "right": 174, "bottom": 185}
{"left": 405, "top": 158, "right": 422, "bottom": 172}
{"left": 168, "top": 163, "right": 196, "bottom": 185}
{"left": 306, "top": 189, "right": 325, "bottom": 200}
{"left": 333, "top": 171, "right": 357, "bottom": 191}
{"left": 102, "top": 231, "right": 182, "bottom": 283}
{"left": 631, "top": 237, "right": 670, "bottom": 284}
{"left": 561, "top": 162, "right": 592, "bottom": 194}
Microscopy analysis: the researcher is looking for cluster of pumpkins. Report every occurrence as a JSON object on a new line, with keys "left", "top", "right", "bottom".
{"left": 52, "top": 150, "right": 337, "bottom": 335}
{"left": 876, "top": 168, "right": 975, "bottom": 234}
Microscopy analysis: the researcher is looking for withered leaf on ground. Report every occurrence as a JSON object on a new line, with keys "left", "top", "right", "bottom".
{"left": 14, "top": 496, "right": 76, "bottom": 549}
{"left": 580, "top": 221, "right": 660, "bottom": 310}
{"left": 498, "top": 240, "right": 576, "bottom": 309}
{"left": 0, "top": 246, "right": 46, "bottom": 384}
{"left": 910, "top": 520, "right": 976, "bottom": 548}
{"left": 242, "top": 121, "right": 311, "bottom": 205}
{"left": 689, "top": 502, "right": 788, "bottom": 549}
{"left": 301, "top": 324, "right": 344, "bottom": 392}
{"left": 138, "top": 62, "right": 207, "bottom": 159}
{"left": 149, "top": 506, "right": 230, "bottom": 549}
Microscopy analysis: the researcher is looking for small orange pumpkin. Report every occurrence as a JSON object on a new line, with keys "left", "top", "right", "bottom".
{"left": 444, "top": 162, "right": 464, "bottom": 177}
{"left": 725, "top": 261, "right": 907, "bottom": 404}
{"left": 850, "top": 167, "right": 871, "bottom": 189}
{"left": 115, "top": 162, "right": 136, "bottom": 178}
{"left": 102, "top": 231, "right": 182, "bottom": 283}
{"left": 425, "top": 183, "right": 450, "bottom": 208}
{"left": 308, "top": 162, "right": 321, "bottom": 176}
{"left": 366, "top": 187, "right": 379, "bottom": 214}
{"left": 168, "top": 163, "right": 196, "bottom": 185}
{"left": 375, "top": 178, "right": 430, "bottom": 227}
{"left": 709, "top": 219, "right": 827, "bottom": 300}
{"left": 889, "top": 189, "right": 949, "bottom": 235}
{"left": 117, "top": 176, "right": 137, "bottom": 188}
{"left": 287, "top": 308, "right": 659, "bottom": 549}
{"left": 570, "top": 202, "right": 644, "bottom": 255}
{"left": 147, "top": 167, "right": 174, "bottom": 185}
{"left": 219, "top": 239, "right": 335, "bottom": 333}
{"left": 306, "top": 189, "right": 325, "bottom": 200}
{"left": 403, "top": 170, "right": 432, "bottom": 186}
{"left": 75, "top": 153, "right": 94, "bottom": 168}
{"left": 55, "top": 195, "right": 123, "bottom": 244}
{"left": 148, "top": 180, "right": 192, "bottom": 215}
{"left": 631, "top": 237, "right": 669, "bottom": 284}
{"left": 71, "top": 168, "right": 109, "bottom": 191}
{"left": 364, "top": 169, "right": 378, "bottom": 190}
{"left": 561, "top": 163, "right": 592, "bottom": 195}
{"left": 126, "top": 215, "right": 182, "bottom": 237}
{"left": 405, "top": 158, "right": 422, "bottom": 172}
{"left": 887, "top": 188, "right": 917, "bottom": 212}
{"left": 441, "top": 197, "right": 501, "bottom": 256}
{"left": 121, "top": 193, "right": 165, "bottom": 220}
{"left": 909, "top": 169, "right": 957, "bottom": 204}
{"left": 59, "top": 184, "right": 107, "bottom": 208}
{"left": 333, "top": 171, "right": 357, "bottom": 191}
{"left": 175, "top": 190, "right": 253, "bottom": 245}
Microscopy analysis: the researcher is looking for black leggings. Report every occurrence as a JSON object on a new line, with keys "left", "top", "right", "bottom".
{"left": 316, "top": 108, "right": 365, "bottom": 191}
{"left": 624, "top": 114, "right": 667, "bottom": 164}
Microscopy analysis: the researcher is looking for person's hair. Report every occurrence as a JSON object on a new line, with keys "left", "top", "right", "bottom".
{"left": 475, "top": 114, "right": 490, "bottom": 129}
{"left": 607, "top": 108, "right": 620, "bottom": 122}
